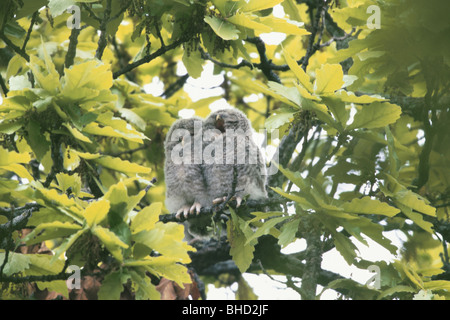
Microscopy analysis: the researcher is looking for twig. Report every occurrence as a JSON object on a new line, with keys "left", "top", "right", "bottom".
{"left": 319, "top": 27, "right": 361, "bottom": 48}
{"left": 21, "top": 11, "right": 39, "bottom": 51}
{"left": 302, "top": 1, "right": 328, "bottom": 71}
{"left": 246, "top": 37, "right": 280, "bottom": 83}
{"left": 110, "top": 144, "right": 148, "bottom": 157}
{"left": 0, "top": 74, "right": 8, "bottom": 97}
{"left": 199, "top": 46, "right": 253, "bottom": 70}
{"left": 0, "top": 33, "right": 30, "bottom": 62}
{"left": 82, "top": 3, "right": 102, "bottom": 22}
{"left": 161, "top": 73, "right": 189, "bottom": 99}
{"left": 113, "top": 37, "right": 189, "bottom": 79}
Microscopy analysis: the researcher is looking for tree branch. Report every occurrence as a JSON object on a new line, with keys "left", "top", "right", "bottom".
{"left": 65, "top": 25, "right": 87, "bottom": 68}
{"left": 21, "top": 11, "right": 39, "bottom": 52}
{"left": 95, "top": 0, "right": 112, "bottom": 60}
{"left": 0, "top": 73, "right": 8, "bottom": 97}
{"left": 113, "top": 37, "right": 189, "bottom": 79}
{"left": 0, "top": 33, "right": 30, "bottom": 62}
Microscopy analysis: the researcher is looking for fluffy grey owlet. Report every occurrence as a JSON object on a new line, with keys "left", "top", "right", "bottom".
{"left": 203, "top": 108, "right": 267, "bottom": 207}
{"left": 164, "top": 117, "right": 208, "bottom": 219}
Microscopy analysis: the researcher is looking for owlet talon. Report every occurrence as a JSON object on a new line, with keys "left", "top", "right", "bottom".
{"left": 236, "top": 196, "right": 242, "bottom": 208}
{"left": 190, "top": 202, "right": 202, "bottom": 215}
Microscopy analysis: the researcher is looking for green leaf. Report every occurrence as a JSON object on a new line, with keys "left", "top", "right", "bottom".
{"left": 377, "top": 285, "right": 416, "bottom": 300}
{"left": 278, "top": 218, "right": 301, "bottom": 248}
{"left": 97, "top": 271, "right": 124, "bottom": 300}
{"left": 48, "top": 0, "right": 76, "bottom": 16}
{"left": 52, "top": 229, "right": 86, "bottom": 263}
{"left": 245, "top": 216, "right": 288, "bottom": 245}
{"left": 0, "top": 252, "right": 30, "bottom": 276}
{"left": 26, "top": 119, "right": 50, "bottom": 162}
{"left": 240, "top": 0, "right": 284, "bottom": 12}
{"left": 314, "top": 64, "right": 344, "bottom": 95}
{"left": 129, "top": 270, "right": 160, "bottom": 300}
{"left": 0, "top": 120, "right": 24, "bottom": 135}
{"left": 182, "top": 49, "right": 203, "bottom": 79}
{"left": 342, "top": 196, "right": 400, "bottom": 217}
{"left": 394, "top": 190, "right": 436, "bottom": 217}
{"left": 385, "top": 125, "right": 400, "bottom": 178}
{"left": 348, "top": 102, "right": 402, "bottom": 130}
{"left": 227, "top": 207, "right": 255, "bottom": 273}
{"left": 397, "top": 203, "right": 434, "bottom": 233}
{"left": 24, "top": 221, "right": 82, "bottom": 245}
{"left": 204, "top": 16, "right": 240, "bottom": 40}
{"left": 321, "top": 97, "right": 349, "bottom": 131}
{"left": 265, "top": 109, "right": 295, "bottom": 131}
{"left": 332, "top": 232, "right": 358, "bottom": 265}
{"left": 271, "top": 187, "right": 316, "bottom": 211}
{"left": 56, "top": 172, "right": 82, "bottom": 196}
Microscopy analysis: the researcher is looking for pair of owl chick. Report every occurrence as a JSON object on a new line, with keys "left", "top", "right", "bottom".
{"left": 164, "top": 108, "right": 267, "bottom": 221}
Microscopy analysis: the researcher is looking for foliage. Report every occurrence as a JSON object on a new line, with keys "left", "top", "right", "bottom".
{"left": 0, "top": 0, "right": 449, "bottom": 300}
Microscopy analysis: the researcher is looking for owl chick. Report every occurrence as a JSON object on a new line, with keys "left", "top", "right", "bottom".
{"left": 164, "top": 117, "right": 208, "bottom": 219}
{"left": 203, "top": 108, "right": 267, "bottom": 207}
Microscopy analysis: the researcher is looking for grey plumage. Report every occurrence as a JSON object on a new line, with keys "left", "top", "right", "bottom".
{"left": 202, "top": 108, "right": 267, "bottom": 207}
{"left": 164, "top": 117, "right": 208, "bottom": 219}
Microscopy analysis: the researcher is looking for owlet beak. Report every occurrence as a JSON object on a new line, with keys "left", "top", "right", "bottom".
{"left": 215, "top": 114, "right": 225, "bottom": 133}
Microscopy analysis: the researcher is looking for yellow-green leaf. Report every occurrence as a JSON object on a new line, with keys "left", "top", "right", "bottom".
{"left": 63, "top": 123, "right": 93, "bottom": 143}
{"left": 283, "top": 49, "right": 313, "bottom": 92}
{"left": 132, "top": 222, "right": 194, "bottom": 263}
{"left": 24, "top": 221, "right": 82, "bottom": 245}
{"left": 84, "top": 199, "right": 110, "bottom": 227}
{"left": 343, "top": 196, "right": 400, "bottom": 217}
{"left": 314, "top": 64, "right": 344, "bottom": 95}
{"left": 227, "top": 12, "right": 272, "bottom": 33}
{"left": 204, "top": 16, "right": 240, "bottom": 40}
{"left": 93, "top": 156, "right": 151, "bottom": 174}
{"left": 131, "top": 202, "right": 162, "bottom": 234}
{"left": 62, "top": 60, "right": 112, "bottom": 94}
{"left": 240, "top": 0, "right": 284, "bottom": 12}
{"left": 348, "top": 102, "right": 402, "bottom": 130}
{"left": 259, "top": 16, "right": 309, "bottom": 36}
{"left": 395, "top": 190, "right": 436, "bottom": 217}
{"left": 92, "top": 226, "right": 129, "bottom": 262}
{"left": 0, "top": 146, "right": 31, "bottom": 166}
